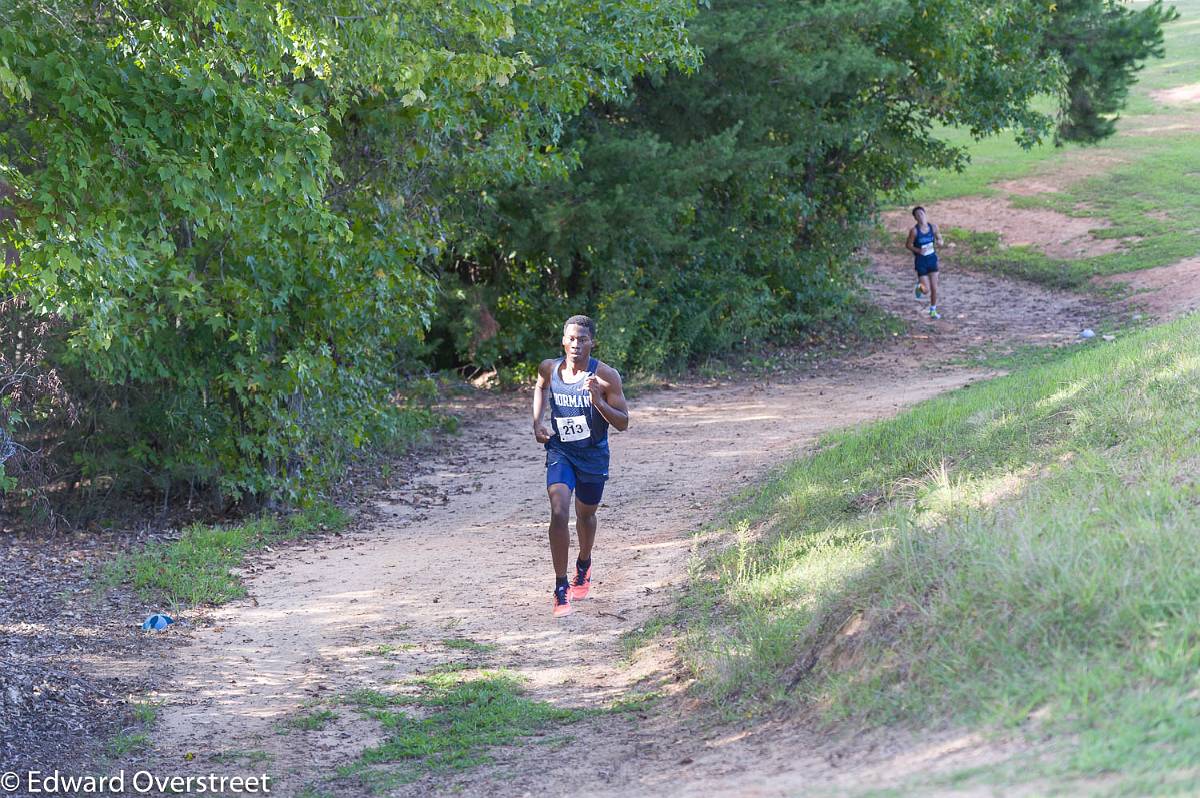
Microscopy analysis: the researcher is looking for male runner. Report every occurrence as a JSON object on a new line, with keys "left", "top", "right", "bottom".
{"left": 532, "top": 315, "right": 630, "bottom": 617}
{"left": 905, "top": 205, "right": 944, "bottom": 319}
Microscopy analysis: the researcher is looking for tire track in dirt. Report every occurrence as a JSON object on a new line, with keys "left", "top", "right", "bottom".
{"left": 129, "top": 252, "right": 1106, "bottom": 797}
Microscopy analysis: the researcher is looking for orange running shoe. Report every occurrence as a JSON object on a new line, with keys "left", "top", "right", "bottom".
{"left": 570, "top": 563, "right": 592, "bottom": 601}
{"left": 552, "top": 582, "right": 573, "bottom": 617}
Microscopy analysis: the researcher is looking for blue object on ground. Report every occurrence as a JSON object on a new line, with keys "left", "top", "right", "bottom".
{"left": 141, "top": 613, "right": 174, "bottom": 631}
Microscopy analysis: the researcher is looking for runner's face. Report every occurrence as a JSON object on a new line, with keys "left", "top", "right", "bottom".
{"left": 914, "top": 208, "right": 927, "bottom": 225}
{"left": 562, "top": 325, "right": 594, "bottom": 362}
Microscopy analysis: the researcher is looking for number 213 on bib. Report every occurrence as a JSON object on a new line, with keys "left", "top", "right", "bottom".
{"left": 555, "top": 415, "right": 591, "bottom": 442}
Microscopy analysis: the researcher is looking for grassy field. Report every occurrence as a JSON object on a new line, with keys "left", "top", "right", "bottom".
{"left": 912, "top": 1, "right": 1200, "bottom": 204}
{"left": 682, "top": 314, "right": 1200, "bottom": 794}
{"left": 909, "top": 98, "right": 1075, "bottom": 202}
{"left": 896, "top": 1, "right": 1200, "bottom": 291}
{"left": 943, "top": 130, "right": 1200, "bottom": 290}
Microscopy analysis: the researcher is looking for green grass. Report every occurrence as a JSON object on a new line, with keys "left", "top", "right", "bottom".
{"left": 440, "top": 637, "right": 497, "bottom": 653}
{"left": 934, "top": 160, "right": 1200, "bottom": 291}
{"left": 130, "top": 700, "right": 159, "bottom": 725}
{"left": 101, "top": 502, "right": 350, "bottom": 608}
{"left": 620, "top": 615, "right": 673, "bottom": 660}
{"left": 295, "top": 788, "right": 335, "bottom": 798}
{"left": 107, "top": 731, "right": 150, "bottom": 756}
{"left": 106, "top": 699, "right": 159, "bottom": 759}
{"left": 938, "top": 227, "right": 1133, "bottom": 292}
{"left": 938, "top": 227, "right": 1087, "bottom": 290}
{"left": 344, "top": 687, "right": 415, "bottom": 709}
{"left": 909, "top": 111, "right": 1075, "bottom": 203}
{"left": 336, "top": 669, "right": 591, "bottom": 790}
{"left": 608, "top": 691, "right": 664, "bottom": 714}
{"left": 1006, "top": 137, "right": 1200, "bottom": 278}
{"left": 1121, "top": 8, "right": 1200, "bottom": 113}
{"left": 898, "top": 0, "right": 1200, "bottom": 280}
{"left": 683, "top": 313, "right": 1200, "bottom": 793}
{"left": 951, "top": 340, "right": 1094, "bottom": 372}
{"left": 907, "top": 0, "right": 1200, "bottom": 203}
{"left": 285, "top": 501, "right": 351, "bottom": 536}
{"left": 285, "top": 708, "right": 337, "bottom": 731}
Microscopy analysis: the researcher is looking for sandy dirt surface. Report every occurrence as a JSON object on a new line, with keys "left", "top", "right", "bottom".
{"left": 120, "top": 248, "right": 1107, "bottom": 798}
{"left": 991, "top": 153, "right": 1129, "bottom": 197}
{"left": 1095, "top": 256, "right": 1200, "bottom": 321}
{"left": 1121, "top": 112, "right": 1200, "bottom": 136}
{"left": 882, "top": 198, "right": 1128, "bottom": 260}
{"left": 1150, "top": 83, "right": 1200, "bottom": 106}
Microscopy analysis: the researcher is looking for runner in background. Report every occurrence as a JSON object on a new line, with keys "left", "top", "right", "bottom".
{"left": 532, "top": 315, "right": 630, "bottom": 617}
{"left": 906, "top": 205, "right": 944, "bottom": 320}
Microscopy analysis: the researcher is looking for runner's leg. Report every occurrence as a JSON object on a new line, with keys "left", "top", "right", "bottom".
{"left": 575, "top": 496, "right": 598, "bottom": 562}
{"left": 919, "top": 273, "right": 931, "bottom": 302}
{"left": 928, "top": 271, "right": 939, "bottom": 308}
{"left": 571, "top": 488, "right": 601, "bottom": 600}
{"left": 548, "top": 483, "right": 573, "bottom": 578}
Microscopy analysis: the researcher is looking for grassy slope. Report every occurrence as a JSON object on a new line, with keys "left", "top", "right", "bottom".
{"left": 685, "top": 17, "right": 1200, "bottom": 770}
{"left": 684, "top": 315, "right": 1200, "bottom": 794}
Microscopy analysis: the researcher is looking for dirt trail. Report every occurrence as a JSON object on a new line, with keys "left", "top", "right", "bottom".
{"left": 128, "top": 250, "right": 1107, "bottom": 797}
{"left": 1094, "top": 256, "right": 1200, "bottom": 321}
{"left": 882, "top": 198, "right": 1127, "bottom": 260}
{"left": 1150, "top": 83, "right": 1200, "bottom": 107}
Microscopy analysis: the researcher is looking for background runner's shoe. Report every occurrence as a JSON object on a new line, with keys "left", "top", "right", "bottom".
{"left": 570, "top": 564, "right": 592, "bottom": 600}
{"left": 553, "top": 583, "right": 573, "bottom": 617}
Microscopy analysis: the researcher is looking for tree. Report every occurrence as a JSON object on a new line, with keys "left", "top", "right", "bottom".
{"left": 1049, "top": 0, "right": 1179, "bottom": 143}
{"left": 435, "top": 0, "right": 1074, "bottom": 373}
{"left": 0, "top": 0, "right": 696, "bottom": 502}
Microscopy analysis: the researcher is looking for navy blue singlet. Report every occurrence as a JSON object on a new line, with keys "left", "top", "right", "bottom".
{"left": 545, "top": 357, "right": 610, "bottom": 480}
{"left": 913, "top": 223, "right": 938, "bottom": 270}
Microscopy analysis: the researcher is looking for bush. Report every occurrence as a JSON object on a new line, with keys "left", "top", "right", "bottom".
{"left": 432, "top": 0, "right": 1175, "bottom": 376}
{"left": 0, "top": 0, "right": 696, "bottom": 504}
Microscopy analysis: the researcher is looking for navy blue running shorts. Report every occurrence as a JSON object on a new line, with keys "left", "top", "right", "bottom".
{"left": 546, "top": 458, "right": 605, "bottom": 506}
{"left": 915, "top": 254, "right": 939, "bottom": 276}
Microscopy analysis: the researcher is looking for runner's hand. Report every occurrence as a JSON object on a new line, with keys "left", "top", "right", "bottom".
{"left": 584, "top": 373, "right": 609, "bottom": 403}
{"left": 533, "top": 422, "right": 553, "bottom": 443}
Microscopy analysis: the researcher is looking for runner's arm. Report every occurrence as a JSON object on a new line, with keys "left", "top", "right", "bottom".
{"left": 905, "top": 227, "right": 919, "bottom": 255}
{"left": 532, "top": 359, "right": 554, "bottom": 443}
{"left": 588, "top": 364, "right": 630, "bottom": 431}
{"left": 933, "top": 223, "right": 944, "bottom": 247}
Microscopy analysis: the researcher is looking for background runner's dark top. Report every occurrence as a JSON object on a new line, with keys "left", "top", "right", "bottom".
{"left": 546, "top": 356, "right": 610, "bottom": 479}
{"left": 913, "top": 223, "right": 938, "bottom": 269}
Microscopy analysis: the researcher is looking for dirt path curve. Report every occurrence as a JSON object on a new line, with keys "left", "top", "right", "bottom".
{"left": 139, "top": 254, "right": 1106, "bottom": 797}
{"left": 1094, "top": 256, "right": 1200, "bottom": 321}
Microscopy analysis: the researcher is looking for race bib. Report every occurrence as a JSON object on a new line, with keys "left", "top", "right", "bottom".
{"left": 920, "top": 243, "right": 935, "bottom": 257}
{"left": 555, "top": 414, "right": 591, "bottom": 443}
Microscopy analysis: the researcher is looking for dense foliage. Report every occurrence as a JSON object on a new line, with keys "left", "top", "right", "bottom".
{"left": 1049, "top": 0, "right": 1178, "bottom": 143}
{"left": 0, "top": 0, "right": 1175, "bottom": 505}
{"left": 433, "top": 0, "right": 1175, "bottom": 373}
{"left": 0, "top": 0, "right": 695, "bottom": 503}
